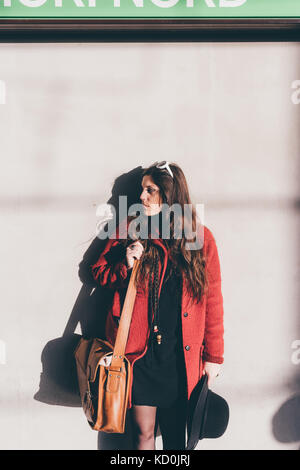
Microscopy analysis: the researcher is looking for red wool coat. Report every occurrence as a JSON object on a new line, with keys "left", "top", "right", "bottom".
{"left": 90, "top": 223, "right": 224, "bottom": 410}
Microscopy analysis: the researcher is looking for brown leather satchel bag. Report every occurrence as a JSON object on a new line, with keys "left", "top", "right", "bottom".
{"left": 74, "top": 259, "right": 140, "bottom": 433}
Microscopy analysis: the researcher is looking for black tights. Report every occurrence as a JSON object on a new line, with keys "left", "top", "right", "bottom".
{"left": 131, "top": 396, "right": 187, "bottom": 450}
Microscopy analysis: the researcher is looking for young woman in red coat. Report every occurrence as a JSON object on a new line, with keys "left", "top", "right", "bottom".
{"left": 90, "top": 161, "right": 224, "bottom": 450}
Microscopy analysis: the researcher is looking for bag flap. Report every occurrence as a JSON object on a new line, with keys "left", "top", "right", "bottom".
{"left": 87, "top": 338, "right": 114, "bottom": 383}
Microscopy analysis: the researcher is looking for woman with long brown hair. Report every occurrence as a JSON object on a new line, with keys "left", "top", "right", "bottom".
{"left": 90, "top": 161, "right": 224, "bottom": 450}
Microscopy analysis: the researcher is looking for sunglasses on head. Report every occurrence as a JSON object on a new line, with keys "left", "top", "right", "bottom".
{"left": 156, "top": 161, "right": 174, "bottom": 178}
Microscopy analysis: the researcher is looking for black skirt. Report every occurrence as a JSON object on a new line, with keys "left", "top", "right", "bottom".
{"left": 132, "top": 260, "right": 187, "bottom": 408}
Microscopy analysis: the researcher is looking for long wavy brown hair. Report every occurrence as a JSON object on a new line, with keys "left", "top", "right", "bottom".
{"left": 124, "top": 162, "right": 208, "bottom": 304}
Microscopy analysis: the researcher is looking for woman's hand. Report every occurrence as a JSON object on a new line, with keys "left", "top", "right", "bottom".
{"left": 126, "top": 241, "right": 144, "bottom": 269}
{"left": 202, "top": 362, "right": 221, "bottom": 388}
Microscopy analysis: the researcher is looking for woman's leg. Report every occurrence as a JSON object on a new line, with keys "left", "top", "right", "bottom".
{"left": 131, "top": 405, "right": 157, "bottom": 450}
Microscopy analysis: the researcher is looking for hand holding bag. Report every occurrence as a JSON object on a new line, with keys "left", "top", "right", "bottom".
{"left": 74, "top": 259, "right": 140, "bottom": 433}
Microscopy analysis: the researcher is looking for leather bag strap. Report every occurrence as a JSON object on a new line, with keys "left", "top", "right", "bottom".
{"left": 109, "top": 259, "right": 140, "bottom": 371}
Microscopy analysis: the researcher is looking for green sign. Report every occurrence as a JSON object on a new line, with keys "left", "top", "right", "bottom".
{"left": 1, "top": 0, "right": 300, "bottom": 19}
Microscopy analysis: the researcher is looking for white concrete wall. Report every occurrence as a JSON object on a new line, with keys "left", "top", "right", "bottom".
{"left": 0, "top": 41, "right": 299, "bottom": 450}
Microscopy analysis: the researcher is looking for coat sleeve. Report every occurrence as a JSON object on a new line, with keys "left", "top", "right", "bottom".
{"left": 78, "top": 235, "right": 109, "bottom": 287}
{"left": 90, "top": 237, "right": 130, "bottom": 289}
{"left": 202, "top": 227, "right": 224, "bottom": 364}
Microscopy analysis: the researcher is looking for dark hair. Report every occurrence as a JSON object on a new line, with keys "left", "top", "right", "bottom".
{"left": 132, "top": 161, "right": 208, "bottom": 304}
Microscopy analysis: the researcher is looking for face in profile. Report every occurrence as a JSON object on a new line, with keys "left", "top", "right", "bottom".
{"left": 140, "top": 175, "right": 162, "bottom": 216}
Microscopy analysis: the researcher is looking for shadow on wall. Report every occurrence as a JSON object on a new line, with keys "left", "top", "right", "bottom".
{"left": 272, "top": 378, "right": 300, "bottom": 449}
{"left": 272, "top": 89, "right": 300, "bottom": 448}
{"left": 33, "top": 166, "right": 162, "bottom": 449}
